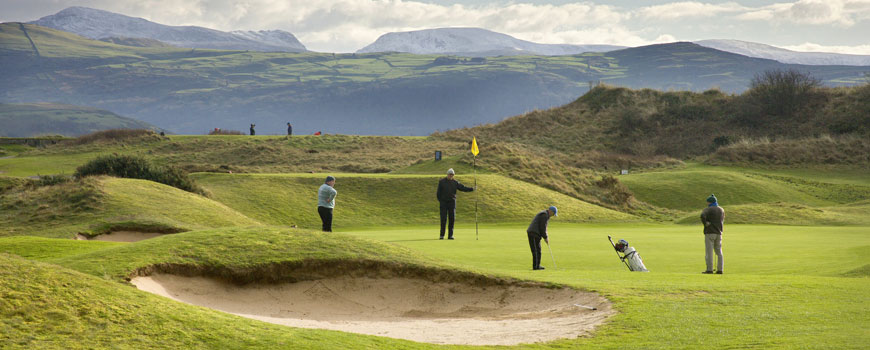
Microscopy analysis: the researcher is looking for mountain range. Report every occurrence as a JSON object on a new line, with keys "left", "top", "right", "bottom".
{"left": 1, "top": 22, "right": 866, "bottom": 136}
{"left": 694, "top": 39, "right": 870, "bottom": 66}
{"left": 29, "top": 6, "right": 306, "bottom": 52}
{"left": 20, "top": 7, "right": 870, "bottom": 66}
{"left": 357, "top": 27, "right": 624, "bottom": 56}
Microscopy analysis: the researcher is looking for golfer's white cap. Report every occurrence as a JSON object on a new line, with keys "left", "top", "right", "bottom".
{"left": 447, "top": 168, "right": 455, "bottom": 175}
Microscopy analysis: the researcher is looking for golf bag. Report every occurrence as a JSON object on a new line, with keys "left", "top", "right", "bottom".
{"left": 612, "top": 238, "right": 649, "bottom": 272}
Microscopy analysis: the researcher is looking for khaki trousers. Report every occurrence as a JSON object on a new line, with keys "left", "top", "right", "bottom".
{"left": 705, "top": 233, "right": 724, "bottom": 272}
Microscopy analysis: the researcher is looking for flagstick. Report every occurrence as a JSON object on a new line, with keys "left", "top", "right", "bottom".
{"left": 474, "top": 154, "right": 478, "bottom": 241}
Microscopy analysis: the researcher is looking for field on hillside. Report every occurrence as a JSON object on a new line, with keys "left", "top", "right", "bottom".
{"left": 0, "top": 103, "right": 161, "bottom": 137}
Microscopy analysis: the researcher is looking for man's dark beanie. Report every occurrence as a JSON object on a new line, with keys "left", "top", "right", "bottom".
{"left": 707, "top": 194, "right": 717, "bottom": 203}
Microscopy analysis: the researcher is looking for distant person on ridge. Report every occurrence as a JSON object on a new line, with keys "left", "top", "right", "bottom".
{"left": 701, "top": 194, "right": 725, "bottom": 274}
{"left": 250, "top": 124, "right": 256, "bottom": 135}
{"left": 527, "top": 206, "right": 557, "bottom": 270}
{"left": 435, "top": 168, "right": 474, "bottom": 240}
{"left": 287, "top": 122, "right": 293, "bottom": 136}
{"left": 317, "top": 176, "right": 337, "bottom": 232}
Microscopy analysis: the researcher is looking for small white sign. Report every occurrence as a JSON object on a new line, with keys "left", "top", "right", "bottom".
{"left": 620, "top": 169, "right": 629, "bottom": 175}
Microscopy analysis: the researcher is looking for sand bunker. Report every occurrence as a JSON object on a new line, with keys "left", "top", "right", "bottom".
{"left": 75, "top": 231, "right": 167, "bottom": 242}
{"left": 132, "top": 274, "right": 613, "bottom": 345}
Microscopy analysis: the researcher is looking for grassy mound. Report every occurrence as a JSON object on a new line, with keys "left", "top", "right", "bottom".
{"left": 192, "top": 173, "right": 640, "bottom": 229}
{"left": 619, "top": 167, "right": 834, "bottom": 211}
{"left": 675, "top": 202, "right": 870, "bottom": 226}
{"left": 0, "top": 176, "right": 260, "bottom": 238}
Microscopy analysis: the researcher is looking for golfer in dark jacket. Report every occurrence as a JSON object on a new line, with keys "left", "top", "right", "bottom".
{"left": 436, "top": 168, "right": 474, "bottom": 240}
{"left": 527, "top": 206, "right": 557, "bottom": 270}
{"left": 701, "top": 194, "right": 725, "bottom": 274}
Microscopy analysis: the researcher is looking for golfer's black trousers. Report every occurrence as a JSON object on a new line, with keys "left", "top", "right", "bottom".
{"left": 527, "top": 232, "right": 542, "bottom": 269}
{"left": 439, "top": 200, "right": 456, "bottom": 238}
{"left": 318, "top": 206, "right": 333, "bottom": 232}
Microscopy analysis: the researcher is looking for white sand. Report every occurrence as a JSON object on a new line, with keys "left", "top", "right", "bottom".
{"left": 75, "top": 231, "right": 166, "bottom": 242}
{"left": 132, "top": 274, "right": 613, "bottom": 345}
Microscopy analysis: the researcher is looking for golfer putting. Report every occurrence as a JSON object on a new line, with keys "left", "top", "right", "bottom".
{"left": 526, "top": 206, "right": 557, "bottom": 270}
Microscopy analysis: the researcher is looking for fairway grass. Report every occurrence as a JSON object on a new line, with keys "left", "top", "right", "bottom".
{"left": 2, "top": 223, "right": 868, "bottom": 349}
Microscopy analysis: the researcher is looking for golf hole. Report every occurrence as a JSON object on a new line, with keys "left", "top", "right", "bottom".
{"left": 132, "top": 272, "right": 613, "bottom": 345}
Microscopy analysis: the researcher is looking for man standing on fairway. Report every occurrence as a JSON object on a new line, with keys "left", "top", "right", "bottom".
{"left": 317, "top": 176, "right": 337, "bottom": 232}
{"left": 701, "top": 194, "right": 725, "bottom": 274}
{"left": 527, "top": 206, "right": 557, "bottom": 270}
{"left": 436, "top": 168, "right": 474, "bottom": 240}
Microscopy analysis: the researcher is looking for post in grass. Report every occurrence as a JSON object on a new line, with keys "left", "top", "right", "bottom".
{"left": 471, "top": 136, "right": 479, "bottom": 240}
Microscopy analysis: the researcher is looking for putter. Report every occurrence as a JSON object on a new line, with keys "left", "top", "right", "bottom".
{"left": 574, "top": 304, "right": 598, "bottom": 310}
{"left": 608, "top": 235, "right": 632, "bottom": 271}
{"left": 546, "top": 240, "right": 557, "bottom": 270}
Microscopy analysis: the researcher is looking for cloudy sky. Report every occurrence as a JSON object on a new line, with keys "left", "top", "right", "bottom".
{"left": 2, "top": 0, "right": 869, "bottom": 54}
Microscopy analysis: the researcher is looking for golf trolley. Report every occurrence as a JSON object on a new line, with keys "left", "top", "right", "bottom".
{"left": 608, "top": 235, "right": 649, "bottom": 272}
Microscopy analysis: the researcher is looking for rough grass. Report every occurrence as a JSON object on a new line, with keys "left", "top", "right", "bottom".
{"left": 707, "top": 135, "right": 870, "bottom": 166}
{"left": 435, "top": 84, "right": 870, "bottom": 160}
{"left": 191, "top": 173, "right": 640, "bottom": 229}
{"left": 67, "top": 129, "right": 160, "bottom": 145}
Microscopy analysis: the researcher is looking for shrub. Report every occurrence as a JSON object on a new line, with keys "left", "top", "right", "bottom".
{"left": 748, "top": 69, "right": 821, "bottom": 117}
{"left": 75, "top": 154, "right": 204, "bottom": 195}
{"left": 33, "top": 174, "right": 73, "bottom": 187}
{"left": 208, "top": 129, "right": 244, "bottom": 135}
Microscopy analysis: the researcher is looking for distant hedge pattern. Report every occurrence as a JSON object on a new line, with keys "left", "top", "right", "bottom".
{"left": 75, "top": 154, "right": 203, "bottom": 195}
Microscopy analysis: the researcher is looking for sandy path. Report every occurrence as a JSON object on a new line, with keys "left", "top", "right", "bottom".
{"left": 75, "top": 231, "right": 167, "bottom": 242}
{"left": 133, "top": 274, "right": 613, "bottom": 345}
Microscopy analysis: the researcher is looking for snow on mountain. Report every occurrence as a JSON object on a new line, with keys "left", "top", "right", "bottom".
{"left": 695, "top": 39, "right": 870, "bottom": 66}
{"left": 30, "top": 6, "right": 306, "bottom": 52}
{"left": 357, "top": 28, "right": 623, "bottom": 56}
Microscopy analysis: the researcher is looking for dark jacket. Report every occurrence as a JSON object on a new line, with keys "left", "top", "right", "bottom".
{"left": 527, "top": 210, "right": 550, "bottom": 239}
{"left": 700, "top": 205, "right": 725, "bottom": 235}
{"left": 436, "top": 177, "right": 473, "bottom": 202}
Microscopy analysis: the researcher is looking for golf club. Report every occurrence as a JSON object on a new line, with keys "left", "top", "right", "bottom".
{"left": 546, "top": 240, "right": 557, "bottom": 270}
{"left": 608, "top": 235, "right": 632, "bottom": 271}
{"left": 574, "top": 304, "right": 598, "bottom": 310}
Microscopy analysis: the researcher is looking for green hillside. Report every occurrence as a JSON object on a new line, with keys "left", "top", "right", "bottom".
{"left": 0, "top": 176, "right": 260, "bottom": 238}
{"left": 0, "top": 103, "right": 162, "bottom": 137}
{"left": 192, "top": 173, "right": 639, "bottom": 229}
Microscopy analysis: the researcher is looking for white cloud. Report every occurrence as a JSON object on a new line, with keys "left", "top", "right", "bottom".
{"left": 738, "top": 0, "right": 870, "bottom": 26}
{"left": 782, "top": 42, "right": 870, "bottom": 55}
{"left": 24, "top": 0, "right": 642, "bottom": 52}
{"left": 3, "top": 0, "right": 868, "bottom": 53}
{"left": 636, "top": 1, "right": 747, "bottom": 20}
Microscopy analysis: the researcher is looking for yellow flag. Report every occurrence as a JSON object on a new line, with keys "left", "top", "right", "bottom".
{"left": 471, "top": 136, "right": 479, "bottom": 156}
